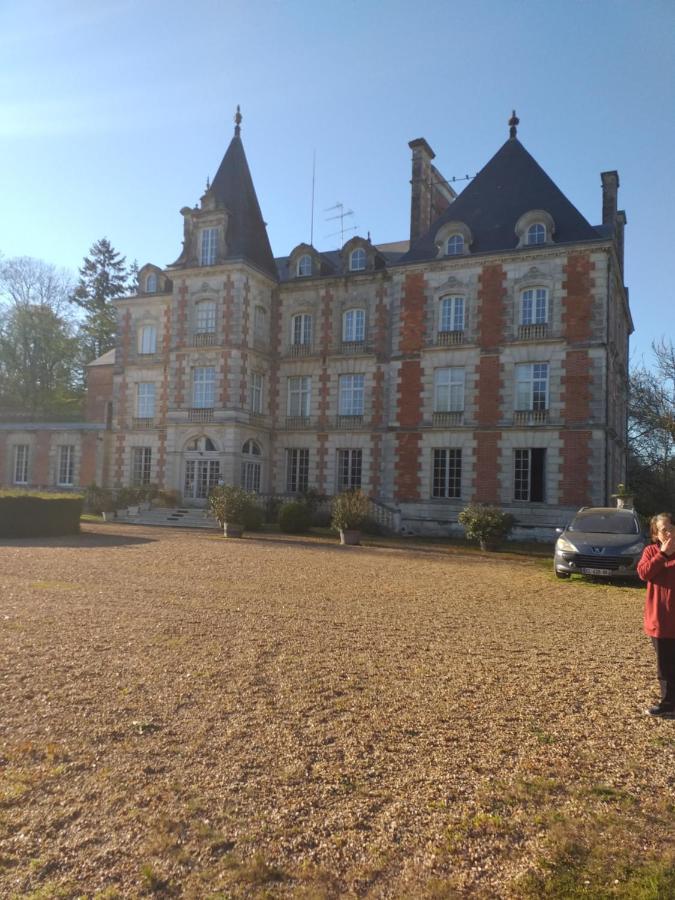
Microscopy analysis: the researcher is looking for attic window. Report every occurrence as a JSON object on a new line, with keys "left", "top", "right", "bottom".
{"left": 446, "top": 234, "right": 464, "bottom": 256}
{"left": 146, "top": 273, "right": 158, "bottom": 292}
{"left": 527, "top": 223, "right": 546, "bottom": 245}
{"left": 349, "top": 248, "right": 366, "bottom": 272}
{"left": 200, "top": 228, "right": 218, "bottom": 266}
{"left": 297, "top": 254, "right": 312, "bottom": 277}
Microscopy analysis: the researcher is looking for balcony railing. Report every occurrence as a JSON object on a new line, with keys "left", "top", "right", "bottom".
{"left": 514, "top": 408, "right": 549, "bottom": 425}
{"left": 432, "top": 411, "right": 464, "bottom": 426}
{"left": 289, "top": 342, "right": 312, "bottom": 357}
{"left": 436, "top": 329, "right": 465, "bottom": 346}
{"left": 335, "top": 414, "right": 365, "bottom": 429}
{"left": 188, "top": 407, "right": 214, "bottom": 423}
{"left": 517, "top": 323, "right": 549, "bottom": 341}
{"left": 193, "top": 332, "right": 217, "bottom": 347}
{"left": 340, "top": 340, "right": 369, "bottom": 354}
{"left": 284, "top": 415, "right": 315, "bottom": 430}
{"left": 132, "top": 417, "right": 155, "bottom": 429}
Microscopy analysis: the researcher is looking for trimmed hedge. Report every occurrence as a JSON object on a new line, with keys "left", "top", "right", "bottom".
{"left": 0, "top": 491, "right": 84, "bottom": 538}
{"left": 278, "top": 501, "right": 312, "bottom": 534}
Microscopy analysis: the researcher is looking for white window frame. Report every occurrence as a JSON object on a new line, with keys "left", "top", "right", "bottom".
{"left": 439, "top": 295, "right": 465, "bottom": 333}
{"left": 200, "top": 228, "right": 218, "bottom": 266}
{"left": 196, "top": 300, "right": 217, "bottom": 334}
{"left": 286, "top": 448, "right": 309, "bottom": 493}
{"left": 250, "top": 371, "right": 264, "bottom": 414}
{"left": 131, "top": 447, "right": 152, "bottom": 486}
{"left": 13, "top": 444, "right": 29, "bottom": 485}
{"left": 287, "top": 376, "right": 311, "bottom": 417}
{"left": 433, "top": 368, "right": 465, "bottom": 413}
{"left": 57, "top": 444, "right": 75, "bottom": 487}
{"left": 515, "top": 363, "right": 549, "bottom": 411}
{"left": 432, "top": 448, "right": 462, "bottom": 499}
{"left": 526, "top": 223, "right": 546, "bottom": 245}
{"left": 193, "top": 367, "right": 215, "bottom": 408}
{"left": 291, "top": 313, "right": 312, "bottom": 346}
{"left": 138, "top": 324, "right": 157, "bottom": 355}
{"left": 446, "top": 234, "right": 464, "bottom": 255}
{"left": 241, "top": 440, "right": 262, "bottom": 493}
{"left": 349, "top": 248, "right": 366, "bottom": 272}
{"left": 297, "top": 254, "right": 312, "bottom": 277}
{"left": 520, "top": 288, "right": 549, "bottom": 326}
{"left": 338, "top": 374, "right": 365, "bottom": 416}
{"left": 136, "top": 382, "right": 156, "bottom": 419}
{"left": 342, "top": 309, "right": 365, "bottom": 343}
{"left": 337, "top": 448, "right": 363, "bottom": 492}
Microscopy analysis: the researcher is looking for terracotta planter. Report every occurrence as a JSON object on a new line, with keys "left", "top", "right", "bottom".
{"left": 339, "top": 528, "right": 361, "bottom": 546}
{"left": 223, "top": 522, "right": 244, "bottom": 538}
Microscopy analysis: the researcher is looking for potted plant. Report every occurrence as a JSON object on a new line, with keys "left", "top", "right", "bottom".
{"left": 208, "top": 485, "right": 255, "bottom": 537}
{"left": 611, "top": 483, "right": 634, "bottom": 510}
{"left": 458, "top": 503, "right": 515, "bottom": 551}
{"left": 331, "top": 489, "right": 370, "bottom": 545}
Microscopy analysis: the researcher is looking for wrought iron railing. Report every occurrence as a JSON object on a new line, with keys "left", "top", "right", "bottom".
{"left": 188, "top": 408, "right": 214, "bottom": 423}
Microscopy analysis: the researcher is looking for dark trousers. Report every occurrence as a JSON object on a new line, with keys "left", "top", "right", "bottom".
{"left": 651, "top": 637, "right": 675, "bottom": 706}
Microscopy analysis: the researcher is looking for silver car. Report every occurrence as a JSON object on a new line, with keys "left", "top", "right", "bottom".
{"left": 553, "top": 507, "right": 647, "bottom": 580}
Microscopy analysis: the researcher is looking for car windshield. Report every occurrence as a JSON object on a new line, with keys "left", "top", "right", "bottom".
{"left": 568, "top": 513, "right": 639, "bottom": 535}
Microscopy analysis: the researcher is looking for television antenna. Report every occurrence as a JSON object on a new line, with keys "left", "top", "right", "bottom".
{"left": 325, "top": 203, "right": 358, "bottom": 246}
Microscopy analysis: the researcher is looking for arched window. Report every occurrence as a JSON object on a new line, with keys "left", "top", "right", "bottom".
{"left": 342, "top": 308, "right": 365, "bottom": 343}
{"left": 446, "top": 234, "right": 464, "bottom": 256}
{"left": 146, "top": 273, "right": 158, "bottom": 292}
{"left": 349, "top": 248, "right": 366, "bottom": 272}
{"left": 241, "top": 440, "right": 262, "bottom": 493}
{"left": 186, "top": 436, "right": 218, "bottom": 452}
{"left": 297, "top": 254, "right": 312, "bottom": 277}
{"left": 196, "top": 300, "right": 216, "bottom": 334}
{"left": 526, "top": 223, "right": 546, "bottom": 245}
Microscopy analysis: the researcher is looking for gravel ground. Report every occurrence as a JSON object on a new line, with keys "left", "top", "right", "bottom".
{"left": 0, "top": 524, "right": 674, "bottom": 899}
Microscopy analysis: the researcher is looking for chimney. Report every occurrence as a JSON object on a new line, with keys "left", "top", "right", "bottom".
{"left": 409, "top": 138, "right": 435, "bottom": 242}
{"left": 601, "top": 170, "right": 619, "bottom": 227}
{"left": 616, "top": 209, "right": 627, "bottom": 274}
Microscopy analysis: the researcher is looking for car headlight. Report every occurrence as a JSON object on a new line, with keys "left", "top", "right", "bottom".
{"left": 624, "top": 542, "right": 645, "bottom": 555}
{"left": 556, "top": 536, "right": 577, "bottom": 553}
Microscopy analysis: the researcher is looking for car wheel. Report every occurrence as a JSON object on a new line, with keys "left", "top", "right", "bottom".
{"left": 554, "top": 569, "right": 571, "bottom": 579}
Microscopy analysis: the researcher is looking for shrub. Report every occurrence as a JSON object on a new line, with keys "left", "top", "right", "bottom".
{"left": 278, "top": 501, "right": 312, "bottom": 534}
{"left": 208, "top": 485, "right": 255, "bottom": 528}
{"left": 331, "top": 490, "right": 370, "bottom": 532}
{"left": 85, "top": 483, "right": 115, "bottom": 514}
{"left": 263, "top": 495, "right": 283, "bottom": 524}
{"left": 115, "top": 486, "right": 144, "bottom": 509}
{"left": 155, "top": 489, "right": 181, "bottom": 508}
{"left": 458, "top": 503, "right": 515, "bottom": 550}
{"left": 0, "top": 491, "right": 83, "bottom": 538}
{"left": 241, "top": 503, "right": 264, "bottom": 532}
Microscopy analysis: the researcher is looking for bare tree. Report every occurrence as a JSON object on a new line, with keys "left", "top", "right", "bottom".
{"left": 0, "top": 256, "right": 74, "bottom": 317}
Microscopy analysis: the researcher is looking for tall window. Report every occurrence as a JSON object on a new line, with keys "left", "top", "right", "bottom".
{"left": 339, "top": 374, "right": 365, "bottom": 416}
{"left": 434, "top": 368, "right": 465, "bottom": 412}
{"left": 57, "top": 445, "right": 75, "bottom": 487}
{"left": 342, "top": 309, "right": 365, "bottom": 343}
{"left": 146, "top": 273, "right": 158, "bottom": 292}
{"left": 241, "top": 440, "right": 262, "bottom": 493}
{"left": 515, "top": 363, "right": 549, "bottom": 411}
{"left": 287, "top": 376, "right": 311, "bottom": 417}
{"left": 200, "top": 228, "right": 218, "bottom": 265}
{"left": 193, "top": 367, "right": 215, "bottom": 408}
{"left": 297, "top": 254, "right": 312, "bottom": 277}
{"left": 349, "top": 248, "right": 366, "bottom": 271}
{"left": 254, "top": 305, "right": 267, "bottom": 343}
{"left": 432, "top": 448, "right": 462, "bottom": 499}
{"left": 439, "top": 295, "right": 465, "bottom": 333}
{"left": 337, "top": 448, "right": 363, "bottom": 491}
{"left": 286, "top": 448, "right": 309, "bottom": 493}
{"left": 196, "top": 300, "right": 217, "bottom": 333}
{"left": 132, "top": 447, "right": 152, "bottom": 485}
{"left": 514, "top": 448, "right": 545, "bottom": 501}
{"left": 446, "top": 234, "right": 464, "bottom": 255}
{"left": 136, "top": 383, "right": 156, "bottom": 419}
{"left": 526, "top": 223, "right": 546, "bottom": 245}
{"left": 139, "top": 324, "right": 157, "bottom": 354}
{"left": 520, "top": 288, "right": 548, "bottom": 325}
{"left": 250, "top": 372, "right": 264, "bottom": 414}
{"left": 292, "top": 313, "right": 312, "bottom": 346}
{"left": 13, "top": 445, "right": 29, "bottom": 485}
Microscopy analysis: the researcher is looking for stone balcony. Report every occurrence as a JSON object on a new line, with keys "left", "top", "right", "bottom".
{"left": 513, "top": 408, "right": 549, "bottom": 425}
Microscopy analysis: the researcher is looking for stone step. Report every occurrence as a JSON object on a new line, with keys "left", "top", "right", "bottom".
{"left": 113, "top": 507, "right": 220, "bottom": 530}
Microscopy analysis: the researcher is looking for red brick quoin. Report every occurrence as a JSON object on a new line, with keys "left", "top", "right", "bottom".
{"left": 474, "top": 432, "right": 501, "bottom": 503}
{"left": 561, "top": 349, "right": 591, "bottom": 425}
{"left": 478, "top": 264, "right": 506, "bottom": 349}
{"left": 559, "top": 430, "right": 592, "bottom": 507}
{"left": 395, "top": 432, "right": 421, "bottom": 501}
{"left": 400, "top": 272, "right": 426, "bottom": 353}
{"left": 476, "top": 355, "right": 502, "bottom": 426}
{"left": 562, "top": 253, "right": 595, "bottom": 342}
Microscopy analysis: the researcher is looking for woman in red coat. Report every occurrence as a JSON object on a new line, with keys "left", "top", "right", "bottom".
{"left": 637, "top": 512, "right": 675, "bottom": 718}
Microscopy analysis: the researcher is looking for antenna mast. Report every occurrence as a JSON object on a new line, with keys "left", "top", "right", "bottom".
{"left": 325, "top": 202, "right": 358, "bottom": 247}
{"left": 310, "top": 150, "right": 316, "bottom": 246}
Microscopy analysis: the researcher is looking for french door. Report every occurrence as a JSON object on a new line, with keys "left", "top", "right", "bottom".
{"left": 184, "top": 459, "right": 221, "bottom": 500}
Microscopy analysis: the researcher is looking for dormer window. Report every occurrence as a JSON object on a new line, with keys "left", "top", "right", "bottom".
{"left": 526, "top": 223, "right": 546, "bottom": 245}
{"left": 297, "top": 254, "right": 312, "bottom": 277}
{"left": 200, "top": 228, "right": 218, "bottom": 266}
{"left": 146, "top": 273, "right": 158, "bottom": 293}
{"left": 446, "top": 234, "right": 464, "bottom": 256}
{"left": 349, "top": 248, "right": 366, "bottom": 272}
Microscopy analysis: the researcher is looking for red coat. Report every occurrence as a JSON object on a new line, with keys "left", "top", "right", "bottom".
{"left": 637, "top": 543, "right": 675, "bottom": 638}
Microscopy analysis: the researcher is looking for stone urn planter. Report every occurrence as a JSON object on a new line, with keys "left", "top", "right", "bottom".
{"left": 331, "top": 490, "right": 370, "bottom": 546}
{"left": 223, "top": 522, "right": 244, "bottom": 538}
{"left": 101, "top": 510, "right": 116, "bottom": 522}
{"left": 339, "top": 528, "right": 361, "bottom": 546}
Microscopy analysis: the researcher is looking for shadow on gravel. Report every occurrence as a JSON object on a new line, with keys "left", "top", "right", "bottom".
{"left": 0, "top": 531, "right": 157, "bottom": 549}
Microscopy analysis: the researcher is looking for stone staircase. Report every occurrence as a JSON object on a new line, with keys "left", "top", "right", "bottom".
{"left": 114, "top": 507, "right": 220, "bottom": 530}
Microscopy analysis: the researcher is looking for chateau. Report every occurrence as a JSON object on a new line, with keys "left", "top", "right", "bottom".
{"left": 0, "top": 110, "right": 632, "bottom": 536}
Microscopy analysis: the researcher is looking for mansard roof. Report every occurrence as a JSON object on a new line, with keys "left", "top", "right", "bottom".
{"left": 401, "top": 137, "right": 600, "bottom": 262}
{"left": 209, "top": 131, "right": 277, "bottom": 279}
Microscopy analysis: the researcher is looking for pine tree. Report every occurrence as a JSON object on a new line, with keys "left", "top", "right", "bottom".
{"left": 71, "top": 238, "right": 130, "bottom": 360}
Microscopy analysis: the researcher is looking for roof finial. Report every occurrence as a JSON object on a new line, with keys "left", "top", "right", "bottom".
{"left": 205, "top": 175, "right": 210, "bottom": 191}
{"left": 234, "top": 104, "right": 242, "bottom": 137}
{"left": 509, "top": 109, "right": 519, "bottom": 140}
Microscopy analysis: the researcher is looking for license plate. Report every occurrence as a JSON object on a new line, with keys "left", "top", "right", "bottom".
{"left": 580, "top": 567, "right": 613, "bottom": 576}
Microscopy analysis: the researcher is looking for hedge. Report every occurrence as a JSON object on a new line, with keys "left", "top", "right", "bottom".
{"left": 0, "top": 491, "right": 84, "bottom": 538}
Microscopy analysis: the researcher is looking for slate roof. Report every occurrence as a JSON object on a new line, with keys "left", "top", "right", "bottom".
{"left": 401, "top": 137, "right": 600, "bottom": 263}
{"left": 210, "top": 133, "right": 278, "bottom": 279}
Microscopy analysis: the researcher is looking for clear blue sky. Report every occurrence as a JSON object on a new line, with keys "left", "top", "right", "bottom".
{"left": 1, "top": 0, "right": 673, "bottom": 365}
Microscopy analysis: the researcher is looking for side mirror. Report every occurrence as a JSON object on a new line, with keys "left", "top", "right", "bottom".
{"left": 555, "top": 527, "right": 563, "bottom": 535}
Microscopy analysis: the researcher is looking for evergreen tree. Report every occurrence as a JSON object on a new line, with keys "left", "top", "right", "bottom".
{"left": 71, "top": 238, "right": 130, "bottom": 360}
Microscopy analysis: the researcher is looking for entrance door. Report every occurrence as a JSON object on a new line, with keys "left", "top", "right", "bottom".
{"left": 184, "top": 459, "right": 221, "bottom": 502}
